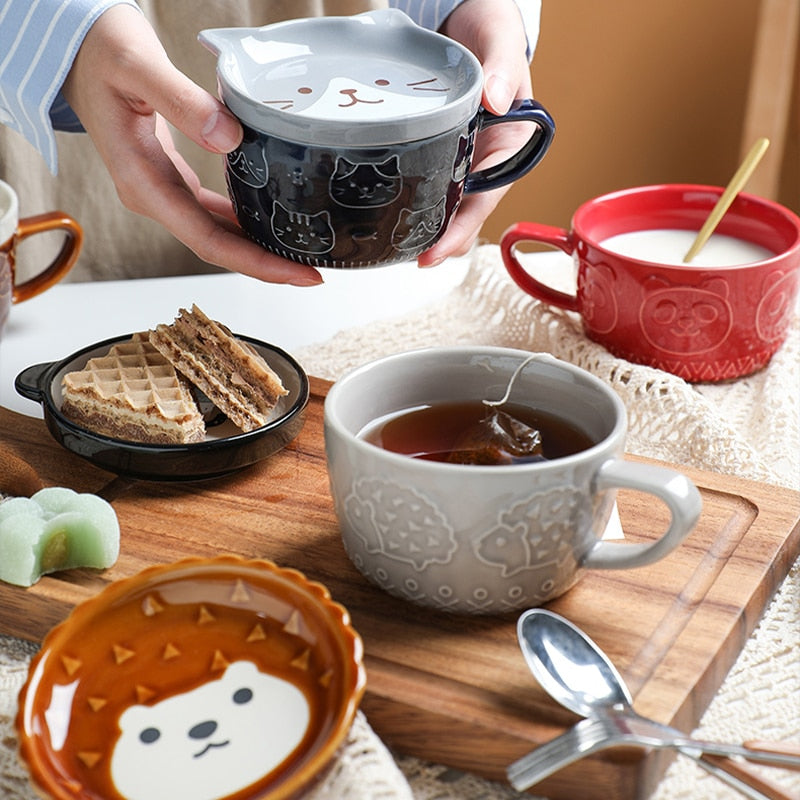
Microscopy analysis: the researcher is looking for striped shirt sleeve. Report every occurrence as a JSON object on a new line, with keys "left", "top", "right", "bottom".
{"left": 0, "top": 0, "right": 139, "bottom": 174}
{"left": 393, "top": 0, "right": 541, "bottom": 59}
{"left": 1, "top": 0, "right": 540, "bottom": 176}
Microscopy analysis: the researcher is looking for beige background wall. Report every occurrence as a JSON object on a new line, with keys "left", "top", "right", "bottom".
{"left": 481, "top": 0, "right": 800, "bottom": 244}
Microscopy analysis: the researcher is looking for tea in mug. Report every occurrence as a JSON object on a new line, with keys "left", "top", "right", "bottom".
{"left": 360, "top": 401, "right": 595, "bottom": 465}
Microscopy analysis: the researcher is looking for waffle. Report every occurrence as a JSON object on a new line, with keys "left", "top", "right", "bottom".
{"left": 61, "top": 333, "right": 206, "bottom": 444}
{"left": 149, "top": 305, "right": 288, "bottom": 432}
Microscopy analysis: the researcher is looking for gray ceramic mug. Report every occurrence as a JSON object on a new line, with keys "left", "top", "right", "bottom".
{"left": 323, "top": 347, "right": 702, "bottom": 615}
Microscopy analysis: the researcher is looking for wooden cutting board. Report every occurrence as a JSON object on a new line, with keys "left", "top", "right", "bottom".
{"left": 1, "top": 376, "right": 798, "bottom": 800}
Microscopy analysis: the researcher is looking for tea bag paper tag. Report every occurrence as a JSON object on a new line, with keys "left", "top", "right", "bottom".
{"left": 602, "top": 503, "right": 624, "bottom": 540}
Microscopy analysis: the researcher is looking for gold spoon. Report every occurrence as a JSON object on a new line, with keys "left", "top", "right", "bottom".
{"left": 683, "top": 137, "right": 770, "bottom": 263}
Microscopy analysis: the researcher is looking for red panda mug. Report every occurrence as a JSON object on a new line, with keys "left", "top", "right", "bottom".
{"left": 501, "top": 184, "right": 800, "bottom": 382}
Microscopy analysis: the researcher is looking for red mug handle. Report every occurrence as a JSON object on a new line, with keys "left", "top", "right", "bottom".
{"left": 500, "top": 222, "right": 580, "bottom": 312}
{"left": 12, "top": 212, "right": 83, "bottom": 303}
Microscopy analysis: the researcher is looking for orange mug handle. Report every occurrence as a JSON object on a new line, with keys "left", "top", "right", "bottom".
{"left": 12, "top": 212, "right": 83, "bottom": 303}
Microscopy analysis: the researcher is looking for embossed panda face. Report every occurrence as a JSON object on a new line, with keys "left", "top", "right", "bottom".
{"left": 110, "top": 661, "right": 310, "bottom": 800}
{"left": 640, "top": 277, "right": 733, "bottom": 355}
{"left": 260, "top": 58, "right": 451, "bottom": 120}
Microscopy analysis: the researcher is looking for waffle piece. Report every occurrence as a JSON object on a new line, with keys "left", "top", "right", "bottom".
{"left": 61, "top": 333, "right": 206, "bottom": 444}
{"left": 149, "top": 305, "right": 288, "bottom": 432}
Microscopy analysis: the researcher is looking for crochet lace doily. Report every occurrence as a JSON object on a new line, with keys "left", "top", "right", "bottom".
{"left": 2, "top": 245, "right": 797, "bottom": 799}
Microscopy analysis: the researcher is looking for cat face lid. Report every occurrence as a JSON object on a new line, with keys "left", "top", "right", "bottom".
{"left": 199, "top": 9, "right": 483, "bottom": 146}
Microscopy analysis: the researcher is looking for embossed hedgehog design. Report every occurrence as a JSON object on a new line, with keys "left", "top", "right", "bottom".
{"left": 474, "top": 487, "right": 585, "bottom": 579}
{"left": 344, "top": 477, "right": 458, "bottom": 570}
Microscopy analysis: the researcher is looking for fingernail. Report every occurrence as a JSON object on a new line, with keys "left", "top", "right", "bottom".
{"left": 201, "top": 110, "right": 242, "bottom": 153}
{"left": 485, "top": 74, "right": 514, "bottom": 114}
{"left": 418, "top": 254, "right": 445, "bottom": 269}
{"left": 288, "top": 273, "right": 324, "bottom": 287}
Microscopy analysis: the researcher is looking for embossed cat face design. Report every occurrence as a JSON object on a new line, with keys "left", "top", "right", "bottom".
{"left": 271, "top": 202, "right": 334, "bottom": 255}
{"left": 640, "top": 277, "right": 733, "bottom": 355}
{"left": 262, "top": 64, "right": 450, "bottom": 120}
{"left": 329, "top": 156, "right": 402, "bottom": 208}
{"left": 226, "top": 135, "right": 268, "bottom": 189}
{"left": 111, "top": 661, "right": 309, "bottom": 800}
{"left": 391, "top": 198, "right": 447, "bottom": 252}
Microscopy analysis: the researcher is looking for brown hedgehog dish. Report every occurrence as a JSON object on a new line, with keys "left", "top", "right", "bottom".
{"left": 16, "top": 556, "right": 365, "bottom": 800}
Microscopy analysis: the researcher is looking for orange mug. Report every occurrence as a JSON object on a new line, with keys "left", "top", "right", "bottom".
{"left": 0, "top": 179, "right": 82, "bottom": 335}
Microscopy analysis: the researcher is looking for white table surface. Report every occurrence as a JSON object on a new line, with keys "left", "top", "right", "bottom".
{"left": 0, "top": 255, "right": 470, "bottom": 417}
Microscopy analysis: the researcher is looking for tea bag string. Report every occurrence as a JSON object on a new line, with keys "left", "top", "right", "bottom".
{"left": 483, "top": 354, "right": 544, "bottom": 408}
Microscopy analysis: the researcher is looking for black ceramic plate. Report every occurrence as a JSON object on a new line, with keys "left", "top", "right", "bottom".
{"left": 15, "top": 333, "right": 309, "bottom": 481}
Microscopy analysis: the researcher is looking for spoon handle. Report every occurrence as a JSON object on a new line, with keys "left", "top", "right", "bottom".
{"left": 682, "top": 136, "right": 770, "bottom": 263}
{"left": 680, "top": 738, "right": 800, "bottom": 769}
{"left": 700, "top": 754, "right": 796, "bottom": 800}
{"left": 745, "top": 741, "right": 800, "bottom": 766}
{"left": 621, "top": 713, "right": 800, "bottom": 769}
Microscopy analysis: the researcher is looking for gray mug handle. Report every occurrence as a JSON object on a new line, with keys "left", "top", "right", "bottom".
{"left": 463, "top": 99, "right": 555, "bottom": 194}
{"left": 583, "top": 459, "right": 702, "bottom": 569}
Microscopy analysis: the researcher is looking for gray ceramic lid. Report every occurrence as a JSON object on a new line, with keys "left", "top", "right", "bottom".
{"left": 199, "top": 9, "right": 483, "bottom": 146}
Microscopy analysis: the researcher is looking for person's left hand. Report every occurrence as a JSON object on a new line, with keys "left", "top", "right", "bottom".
{"left": 418, "top": 0, "right": 535, "bottom": 267}
{"left": 61, "top": 5, "right": 324, "bottom": 286}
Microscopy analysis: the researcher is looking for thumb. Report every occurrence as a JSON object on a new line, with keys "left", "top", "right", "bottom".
{"left": 480, "top": 22, "right": 530, "bottom": 114}
{"left": 140, "top": 62, "right": 243, "bottom": 154}
{"left": 76, "top": 5, "right": 245, "bottom": 155}
{"left": 443, "top": 2, "right": 531, "bottom": 115}
{"left": 484, "top": 71, "right": 517, "bottom": 117}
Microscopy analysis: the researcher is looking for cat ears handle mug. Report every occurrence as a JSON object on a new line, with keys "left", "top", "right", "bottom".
{"left": 0, "top": 179, "right": 83, "bottom": 338}
{"left": 199, "top": 10, "right": 555, "bottom": 269}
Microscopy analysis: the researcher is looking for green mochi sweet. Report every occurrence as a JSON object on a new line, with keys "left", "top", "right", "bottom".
{"left": 0, "top": 487, "right": 120, "bottom": 587}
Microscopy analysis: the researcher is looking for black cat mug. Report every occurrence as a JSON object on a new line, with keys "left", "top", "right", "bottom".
{"left": 200, "top": 10, "right": 555, "bottom": 269}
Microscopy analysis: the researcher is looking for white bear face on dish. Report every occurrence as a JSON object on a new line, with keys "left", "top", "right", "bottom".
{"left": 110, "top": 660, "right": 310, "bottom": 800}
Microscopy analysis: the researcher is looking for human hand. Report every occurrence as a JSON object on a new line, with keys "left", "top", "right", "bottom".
{"left": 61, "top": 5, "right": 323, "bottom": 286}
{"left": 418, "top": 0, "right": 535, "bottom": 267}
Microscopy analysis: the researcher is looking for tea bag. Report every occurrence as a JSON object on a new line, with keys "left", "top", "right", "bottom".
{"left": 448, "top": 354, "right": 545, "bottom": 465}
{"left": 447, "top": 407, "right": 543, "bottom": 465}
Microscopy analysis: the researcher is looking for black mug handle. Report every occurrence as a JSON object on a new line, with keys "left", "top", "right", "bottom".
{"left": 464, "top": 99, "right": 555, "bottom": 194}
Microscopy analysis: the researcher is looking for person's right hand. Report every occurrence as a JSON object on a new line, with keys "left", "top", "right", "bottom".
{"left": 61, "top": 4, "right": 323, "bottom": 286}
{"left": 419, "top": 0, "right": 535, "bottom": 267}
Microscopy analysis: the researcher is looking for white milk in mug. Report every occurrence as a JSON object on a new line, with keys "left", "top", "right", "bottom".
{"left": 600, "top": 229, "right": 774, "bottom": 266}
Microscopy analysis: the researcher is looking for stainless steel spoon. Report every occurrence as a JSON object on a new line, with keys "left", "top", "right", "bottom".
{"left": 508, "top": 608, "right": 800, "bottom": 799}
